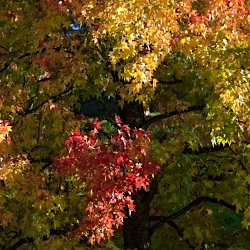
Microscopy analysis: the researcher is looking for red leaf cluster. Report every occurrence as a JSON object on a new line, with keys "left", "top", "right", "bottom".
{"left": 53, "top": 117, "right": 160, "bottom": 244}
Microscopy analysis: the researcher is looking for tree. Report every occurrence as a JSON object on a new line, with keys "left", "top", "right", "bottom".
{"left": 0, "top": 0, "right": 250, "bottom": 249}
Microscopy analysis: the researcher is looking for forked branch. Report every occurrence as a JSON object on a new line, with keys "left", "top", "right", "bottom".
{"left": 150, "top": 196, "right": 237, "bottom": 235}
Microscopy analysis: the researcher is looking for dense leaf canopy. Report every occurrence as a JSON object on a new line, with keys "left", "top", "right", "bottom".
{"left": 0, "top": 0, "right": 250, "bottom": 249}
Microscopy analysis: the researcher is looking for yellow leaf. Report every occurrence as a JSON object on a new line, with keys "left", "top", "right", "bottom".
{"left": 180, "top": 38, "right": 186, "bottom": 45}
{"left": 135, "top": 83, "right": 142, "bottom": 92}
{"left": 152, "top": 78, "right": 158, "bottom": 88}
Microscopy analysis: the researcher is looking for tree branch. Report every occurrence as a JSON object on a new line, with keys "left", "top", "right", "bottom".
{"left": 157, "top": 79, "right": 183, "bottom": 85}
{"left": 6, "top": 229, "right": 67, "bottom": 250}
{"left": 0, "top": 49, "right": 41, "bottom": 74}
{"left": 150, "top": 196, "right": 237, "bottom": 235}
{"left": 17, "top": 84, "right": 74, "bottom": 117}
{"left": 0, "top": 45, "right": 9, "bottom": 52}
{"left": 143, "top": 105, "right": 205, "bottom": 129}
{"left": 183, "top": 142, "right": 237, "bottom": 155}
{"left": 164, "top": 220, "right": 195, "bottom": 249}
{"left": 6, "top": 237, "right": 33, "bottom": 250}
{"left": 0, "top": 61, "right": 10, "bottom": 73}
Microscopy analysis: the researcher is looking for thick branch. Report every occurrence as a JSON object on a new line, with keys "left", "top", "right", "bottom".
{"left": 157, "top": 79, "right": 182, "bottom": 85}
{"left": 167, "top": 220, "right": 183, "bottom": 237}
{"left": 144, "top": 105, "right": 205, "bottom": 129}
{"left": 150, "top": 196, "right": 237, "bottom": 235}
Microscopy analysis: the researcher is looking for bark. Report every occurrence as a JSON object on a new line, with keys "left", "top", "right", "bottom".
{"left": 123, "top": 190, "right": 151, "bottom": 250}
{"left": 120, "top": 101, "right": 152, "bottom": 250}
{"left": 119, "top": 101, "right": 145, "bottom": 128}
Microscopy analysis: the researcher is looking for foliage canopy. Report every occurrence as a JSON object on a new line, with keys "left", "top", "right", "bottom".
{"left": 0, "top": 0, "right": 250, "bottom": 249}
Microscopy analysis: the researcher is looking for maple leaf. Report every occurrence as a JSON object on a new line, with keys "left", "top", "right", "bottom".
{"left": 92, "top": 118, "right": 101, "bottom": 130}
{"left": 115, "top": 115, "right": 122, "bottom": 126}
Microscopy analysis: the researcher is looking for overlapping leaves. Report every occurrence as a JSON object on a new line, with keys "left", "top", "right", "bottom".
{"left": 53, "top": 117, "right": 160, "bottom": 244}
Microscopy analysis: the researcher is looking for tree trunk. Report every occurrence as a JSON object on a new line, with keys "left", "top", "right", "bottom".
{"left": 119, "top": 101, "right": 145, "bottom": 128}
{"left": 119, "top": 101, "right": 152, "bottom": 250}
{"left": 123, "top": 190, "right": 151, "bottom": 250}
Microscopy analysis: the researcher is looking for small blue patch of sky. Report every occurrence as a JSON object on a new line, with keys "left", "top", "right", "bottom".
{"left": 70, "top": 21, "right": 82, "bottom": 31}
{"left": 64, "top": 21, "right": 88, "bottom": 37}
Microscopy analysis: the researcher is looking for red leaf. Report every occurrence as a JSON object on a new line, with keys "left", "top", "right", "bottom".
{"left": 115, "top": 115, "right": 122, "bottom": 126}
{"left": 92, "top": 118, "right": 101, "bottom": 130}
